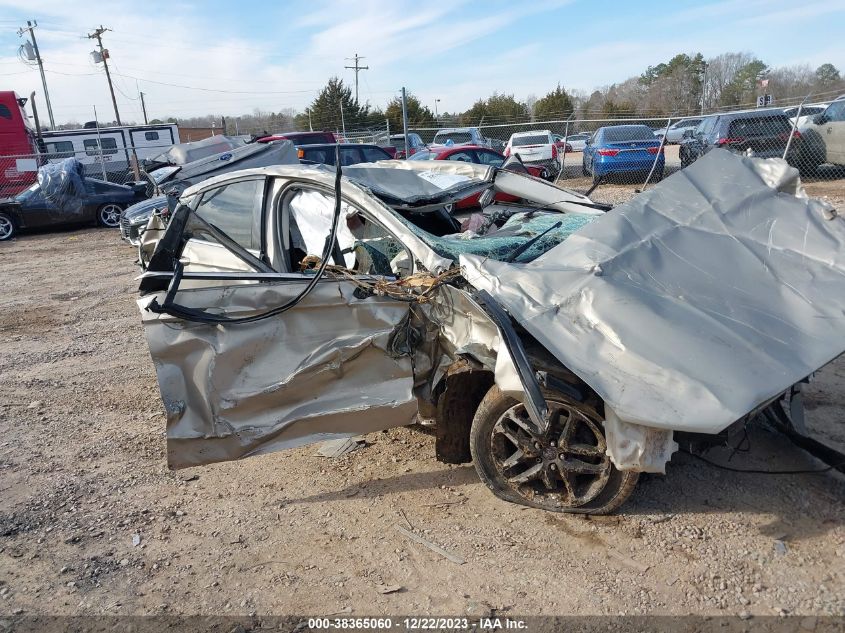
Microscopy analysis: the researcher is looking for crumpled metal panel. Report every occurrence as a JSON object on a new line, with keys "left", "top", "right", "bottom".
{"left": 364, "top": 159, "right": 598, "bottom": 214}
{"left": 139, "top": 280, "right": 418, "bottom": 469}
{"left": 603, "top": 406, "right": 678, "bottom": 473}
{"left": 339, "top": 163, "right": 491, "bottom": 209}
{"left": 462, "top": 150, "right": 845, "bottom": 434}
{"left": 151, "top": 135, "right": 246, "bottom": 166}
{"left": 163, "top": 140, "right": 298, "bottom": 193}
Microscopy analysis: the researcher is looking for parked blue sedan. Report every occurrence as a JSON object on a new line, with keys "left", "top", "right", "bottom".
{"left": 582, "top": 125, "right": 664, "bottom": 184}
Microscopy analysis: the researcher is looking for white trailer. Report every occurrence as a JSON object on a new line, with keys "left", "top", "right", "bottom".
{"left": 41, "top": 124, "right": 180, "bottom": 179}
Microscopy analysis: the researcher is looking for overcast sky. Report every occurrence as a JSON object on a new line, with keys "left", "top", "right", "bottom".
{"left": 1, "top": 0, "right": 844, "bottom": 125}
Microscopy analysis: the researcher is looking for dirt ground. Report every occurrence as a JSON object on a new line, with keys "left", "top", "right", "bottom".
{"left": 1, "top": 186, "right": 845, "bottom": 620}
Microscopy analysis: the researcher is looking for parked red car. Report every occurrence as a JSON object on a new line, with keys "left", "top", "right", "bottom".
{"left": 409, "top": 145, "right": 549, "bottom": 209}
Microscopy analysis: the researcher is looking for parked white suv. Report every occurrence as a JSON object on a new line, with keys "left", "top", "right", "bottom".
{"left": 504, "top": 130, "right": 561, "bottom": 178}
{"left": 795, "top": 96, "right": 845, "bottom": 173}
{"left": 783, "top": 104, "right": 829, "bottom": 130}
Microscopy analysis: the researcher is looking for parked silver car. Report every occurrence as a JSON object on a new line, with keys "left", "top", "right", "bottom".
{"left": 652, "top": 118, "right": 702, "bottom": 144}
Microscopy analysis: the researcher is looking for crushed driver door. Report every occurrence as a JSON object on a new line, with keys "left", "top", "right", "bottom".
{"left": 137, "top": 178, "right": 418, "bottom": 469}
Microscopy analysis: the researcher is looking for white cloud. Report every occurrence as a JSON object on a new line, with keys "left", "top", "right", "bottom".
{"left": 0, "top": 0, "right": 840, "bottom": 126}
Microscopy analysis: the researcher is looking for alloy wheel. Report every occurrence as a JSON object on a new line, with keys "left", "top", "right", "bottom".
{"left": 0, "top": 214, "right": 14, "bottom": 240}
{"left": 98, "top": 204, "right": 122, "bottom": 227}
{"left": 489, "top": 399, "right": 611, "bottom": 508}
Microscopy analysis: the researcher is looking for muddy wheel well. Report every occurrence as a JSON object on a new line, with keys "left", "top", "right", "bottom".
{"left": 432, "top": 342, "right": 593, "bottom": 464}
{"left": 434, "top": 358, "right": 494, "bottom": 464}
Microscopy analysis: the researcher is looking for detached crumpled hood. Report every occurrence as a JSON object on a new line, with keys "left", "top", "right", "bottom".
{"left": 462, "top": 149, "right": 845, "bottom": 434}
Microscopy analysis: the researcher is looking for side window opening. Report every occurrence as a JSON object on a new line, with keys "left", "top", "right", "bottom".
{"left": 194, "top": 179, "right": 263, "bottom": 252}
{"left": 283, "top": 188, "right": 410, "bottom": 277}
{"left": 176, "top": 211, "right": 269, "bottom": 281}
{"left": 47, "top": 141, "right": 74, "bottom": 159}
{"left": 83, "top": 138, "right": 118, "bottom": 156}
{"left": 825, "top": 101, "right": 845, "bottom": 122}
{"left": 361, "top": 146, "right": 389, "bottom": 162}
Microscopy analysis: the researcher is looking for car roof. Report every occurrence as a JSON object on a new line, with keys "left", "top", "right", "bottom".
{"left": 434, "top": 127, "right": 477, "bottom": 133}
{"left": 257, "top": 131, "right": 334, "bottom": 142}
{"left": 297, "top": 143, "right": 385, "bottom": 149}
{"left": 433, "top": 145, "right": 497, "bottom": 155}
{"left": 597, "top": 124, "right": 652, "bottom": 131}
{"left": 511, "top": 129, "right": 552, "bottom": 137}
{"left": 718, "top": 109, "right": 788, "bottom": 121}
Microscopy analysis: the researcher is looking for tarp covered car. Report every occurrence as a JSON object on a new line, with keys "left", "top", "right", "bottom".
{"left": 0, "top": 158, "right": 148, "bottom": 241}
{"left": 135, "top": 149, "right": 845, "bottom": 514}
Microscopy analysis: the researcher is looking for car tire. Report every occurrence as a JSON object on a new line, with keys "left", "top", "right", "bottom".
{"left": 469, "top": 385, "right": 639, "bottom": 515}
{"left": 96, "top": 203, "right": 123, "bottom": 228}
{"left": 0, "top": 211, "right": 16, "bottom": 241}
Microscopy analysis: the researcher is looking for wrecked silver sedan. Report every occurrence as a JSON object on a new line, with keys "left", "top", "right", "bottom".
{"left": 136, "top": 149, "right": 845, "bottom": 514}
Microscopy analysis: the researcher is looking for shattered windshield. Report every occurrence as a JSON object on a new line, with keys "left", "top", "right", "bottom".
{"left": 394, "top": 209, "right": 598, "bottom": 270}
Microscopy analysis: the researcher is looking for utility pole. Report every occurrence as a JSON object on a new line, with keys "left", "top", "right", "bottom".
{"left": 18, "top": 20, "right": 55, "bottom": 129}
{"left": 401, "top": 87, "right": 409, "bottom": 159}
{"left": 344, "top": 53, "right": 369, "bottom": 104}
{"left": 700, "top": 61, "right": 707, "bottom": 115}
{"left": 139, "top": 91, "right": 148, "bottom": 124}
{"left": 87, "top": 25, "right": 121, "bottom": 126}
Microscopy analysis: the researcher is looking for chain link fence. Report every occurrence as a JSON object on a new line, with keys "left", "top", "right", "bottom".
{"left": 0, "top": 142, "right": 181, "bottom": 198}
{"left": 3, "top": 105, "right": 842, "bottom": 205}
{"left": 407, "top": 102, "right": 844, "bottom": 204}
{"left": 0, "top": 124, "right": 397, "bottom": 197}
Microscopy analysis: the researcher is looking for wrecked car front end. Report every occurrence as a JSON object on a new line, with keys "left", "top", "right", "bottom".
{"left": 135, "top": 150, "right": 845, "bottom": 514}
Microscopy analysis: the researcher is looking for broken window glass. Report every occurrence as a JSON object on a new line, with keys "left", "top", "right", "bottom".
{"left": 285, "top": 189, "right": 409, "bottom": 276}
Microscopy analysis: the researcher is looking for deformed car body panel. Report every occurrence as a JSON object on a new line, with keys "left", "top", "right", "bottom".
{"left": 462, "top": 149, "right": 845, "bottom": 435}
{"left": 354, "top": 159, "right": 599, "bottom": 214}
{"left": 139, "top": 275, "right": 524, "bottom": 469}
{"left": 139, "top": 279, "right": 419, "bottom": 469}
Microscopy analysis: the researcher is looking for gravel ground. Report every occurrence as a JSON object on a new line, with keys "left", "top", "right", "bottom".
{"left": 1, "top": 183, "right": 844, "bottom": 620}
